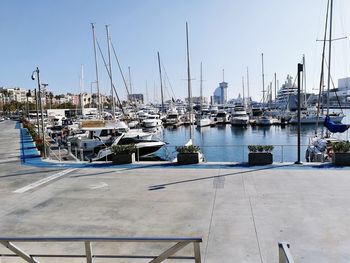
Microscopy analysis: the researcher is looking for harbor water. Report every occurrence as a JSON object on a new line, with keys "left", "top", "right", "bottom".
{"left": 154, "top": 109, "right": 350, "bottom": 163}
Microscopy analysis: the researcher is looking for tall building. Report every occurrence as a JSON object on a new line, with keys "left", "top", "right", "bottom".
{"left": 0, "top": 87, "right": 34, "bottom": 103}
{"left": 212, "top": 81, "right": 228, "bottom": 104}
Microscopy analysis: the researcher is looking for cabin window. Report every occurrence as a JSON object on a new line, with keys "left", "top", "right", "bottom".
{"left": 100, "top": 129, "right": 108, "bottom": 137}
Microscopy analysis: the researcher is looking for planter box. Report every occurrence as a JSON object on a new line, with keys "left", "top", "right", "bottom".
{"left": 177, "top": 152, "right": 200, "bottom": 165}
{"left": 248, "top": 152, "right": 273, "bottom": 165}
{"left": 112, "top": 153, "right": 135, "bottom": 165}
{"left": 332, "top": 152, "right": 350, "bottom": 166}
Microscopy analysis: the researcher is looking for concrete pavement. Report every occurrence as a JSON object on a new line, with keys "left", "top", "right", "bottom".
{"left": 1, "top": 120, "right": 350, "bottom": 262}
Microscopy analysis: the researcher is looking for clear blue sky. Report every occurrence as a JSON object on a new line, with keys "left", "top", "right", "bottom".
{"left": 1, "top": 0, "right": 349, "bottom": 102}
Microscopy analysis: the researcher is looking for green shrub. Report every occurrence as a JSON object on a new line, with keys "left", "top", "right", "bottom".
{"left": 332, "top": 141, "right": 350, "bottom": 153}
{"left": 248, "top": 145, "right": 257, "bottom": 152}
{"left": 175, "top": 145, "right": 200, "bottom": 153}
{"left": 248, "top": 145, "right": 274, "bottom": 153}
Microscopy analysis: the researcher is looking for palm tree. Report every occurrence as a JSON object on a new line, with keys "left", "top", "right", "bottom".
{"left": 49, "top": 92, "right": 54, "bottom": 109}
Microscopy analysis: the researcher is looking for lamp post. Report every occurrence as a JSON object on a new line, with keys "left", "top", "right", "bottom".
{"left": 34, "top": 89, "right": 40, "bottom": 135}
{"left": 295, "top": 63, "right": 303, "bottom": 164}
{"left": 31, "top": 67, "right": 47, "bottom": 158}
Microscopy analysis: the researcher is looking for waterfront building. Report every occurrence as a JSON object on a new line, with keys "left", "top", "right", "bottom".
{"left": 128, "top": 93, "right": 144, "bottom": 104}
{"left": 187, "top": 96, "right": 208, "bottom": 105}
{"left": 0, "top": 87, "right": 34, "bottom": 103}
{"left": 332, "top": 77, "right": 350, "bottom": 104}
{"left": 212, "top": 81, "right": 228, "bottom": 104}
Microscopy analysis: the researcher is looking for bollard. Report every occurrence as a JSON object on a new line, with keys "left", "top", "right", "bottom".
{"left": 80, "top": 148, "right": 84, "bottom": 161}
{"left": 58, "top": 146, "right": 61, "bottom": 162}
{"left": 67, "top": 142, "right": 71, "bottom": 154}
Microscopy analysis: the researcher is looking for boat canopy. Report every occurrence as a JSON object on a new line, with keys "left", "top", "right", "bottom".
{"left": 324, "top": 115, "right": 349, "bottom": 133}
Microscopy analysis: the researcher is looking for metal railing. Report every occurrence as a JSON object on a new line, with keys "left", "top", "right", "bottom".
{"left": 278, "top": 242, "right": 295, "bottom": 263}
{"left": 0, "top": 236, "right": 202, "bottom": 263}
{"left": 165, "top": 144, "right": 311, "bottom": 163}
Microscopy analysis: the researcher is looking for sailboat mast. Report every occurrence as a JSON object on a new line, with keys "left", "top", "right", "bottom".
{"left": 186, "top": 22, "right": 193, "bottom": 140}
{"left": 106, "top": 25, "right": 116, "bottom": 119}
{"left": 80, "top": 64, "right": 84, "bottom": 115}
{"left": 261, "top": 53, "right": 265, "bottom": 106}
{"left": 145, "top": 81, "right": 148, "bottom": 104}
{"left": 91, "top": 23, "right": 101, "bottom": 119}
{"left": 326, "top": 0, "right": 333, "bottom": 115}
{"left": 242, "top": 76, "right": 245, "bottom": 106}
{"left": 274, "top": 73, "right": 277, "bottom": 104}
{"left": 200, "top": 62, "right": 203, "bottom": 109}
{"left": 316, "top": 0, "right": 330, "bottom": 135}
{"left": 157, "top": 52, "right": 165, "bottom": 113}
{"left": 128, "top": 66, "right": 133, "bottom": 95}
{"left": 246, "top": 67, "right": 250, "bottom": 107}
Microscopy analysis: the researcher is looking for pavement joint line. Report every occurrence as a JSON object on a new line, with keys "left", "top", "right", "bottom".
{"left": 0, "top": 157, "right": 19, "bottom": 163}
{"left": 13, "top": 168, "right": 78, "bottom": 194}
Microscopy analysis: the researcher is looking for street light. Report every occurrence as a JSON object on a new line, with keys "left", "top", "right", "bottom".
{"left": 31, "top": 67, "right": 47, "bottom": 158}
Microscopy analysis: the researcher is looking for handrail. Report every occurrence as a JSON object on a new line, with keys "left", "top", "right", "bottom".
{"left": 278, "top": 242, "right": 295, "bottom": 263}
{"left": 0, "top": 236, "right": 202, "bottom": 263}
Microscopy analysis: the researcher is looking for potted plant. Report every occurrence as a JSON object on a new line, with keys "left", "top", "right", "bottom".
{"left": 248, "top": 145, "right": 274, "bottom": 165}
{"left": 175, "top": 145, "right": 202, "bottom": 165}
{"left": 331, "top": 141, "right": 350, "bottom": 166}
{"left": 111, "top": 144, "right": 136, "bottom": 164}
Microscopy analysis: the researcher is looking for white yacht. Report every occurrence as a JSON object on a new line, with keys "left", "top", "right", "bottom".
{"left": 68, "top": 120, "right": 153, "bottom": 151}
{"left": 230, "top": 104, "right": 249, "bottom": 126}
{"left": 165, "top": 110, "right": 182, "bottom": 125}
{"left": 255, "top": 115, "right": 277, "bottom": 126}
{"left": 196, "top": 110, "right": 212, "bottom": 127}
{"left": 142, "top": 114, "right": 162, "bottom": 128}
{"left": 91, "top": 134, "right": 166, "bottom": 162}
{"left": 215, "top": 110, "right": 230, "bottom": 124}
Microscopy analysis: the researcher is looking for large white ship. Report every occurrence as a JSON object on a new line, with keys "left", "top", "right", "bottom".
{"left": 275, "top": 75, "right": 298, "bottom": 109}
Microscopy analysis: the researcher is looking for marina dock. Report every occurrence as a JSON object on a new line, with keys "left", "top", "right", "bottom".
{"left": 1, "top": 119, "right": 350, "bottom": 262}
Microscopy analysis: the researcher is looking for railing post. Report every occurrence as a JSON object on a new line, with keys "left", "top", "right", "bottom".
{"left": 58, "top": 146, "right": 61, "bottom": 162}
{"left": 67, "top": 142, "right": 71, "bottom": 154}
{"left": 80, "top": 148, "right": 84, "bottom": 161}
{"left": 278, "top": 242, "right": 294, "bottom": 263}
{"left": 193, "top": 242, "right": 201, "bottom": 263}
{"left": 0, "top": 241, "right": 40, "bottom": 263}
{"left": 281, "top": 145, "right": 284, "bottom": 163}
{"left": 242, "top": 145, "right": 245, "bottom": 163}
{"left": 84, "top": 241, "right": 93, "bottom": 263}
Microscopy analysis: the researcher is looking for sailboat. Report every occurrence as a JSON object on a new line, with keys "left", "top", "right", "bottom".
{"left": 305, "top": 0, "right": 349, "bottom": 162}
{"left": 196, "top": 62, "right": 212, "bottom": 127}
{"left": 231, "top": 76, "right": 249, "bottom": 126}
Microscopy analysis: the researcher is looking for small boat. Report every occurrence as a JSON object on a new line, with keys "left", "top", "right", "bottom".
{"left": 256, "top": 115, "right": 277, "bottom": 126}
{"left": 289, "top": 110, "right": 344, "bottom": 124}
{"left": 196, "top": 116, "right": 212, "bottom": 127}
{"left": 128, "top": 120, "right": 139, "bottom": 129}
